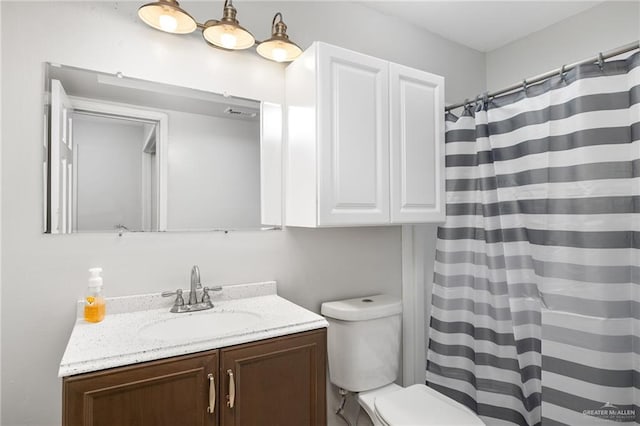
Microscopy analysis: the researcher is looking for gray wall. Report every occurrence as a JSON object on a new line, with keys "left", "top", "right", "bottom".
{"left": 485, "top": 1, "right": 640, "bottom": 91}
{"left": 0, "top": 2, "right": 485, "bottom": 425}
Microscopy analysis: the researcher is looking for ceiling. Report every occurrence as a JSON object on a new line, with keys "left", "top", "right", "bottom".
{"left": 364, "top": 1, "right": 606, "bottom": 52}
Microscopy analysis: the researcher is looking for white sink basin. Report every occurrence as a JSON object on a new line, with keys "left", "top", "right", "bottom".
{"left": 140, "top": 310, "right": 262, "bottom": 342}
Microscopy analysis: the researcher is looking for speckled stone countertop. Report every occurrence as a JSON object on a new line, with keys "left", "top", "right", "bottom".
{"left": 58, "top": 281, "right": 328, "bottom": 377}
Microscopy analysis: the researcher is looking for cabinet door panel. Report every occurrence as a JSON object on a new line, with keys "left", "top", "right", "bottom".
{"left": 63, "top": 351, "right": 219, "bottom": 426}
{"left": 221, "top": 329, "right": 326, "bottom": 426}
{"left": 390, "top": 63, "right": 445, "bottom": 223}
{"left": 318, "top": 44, "right": 389, "bottom": 225}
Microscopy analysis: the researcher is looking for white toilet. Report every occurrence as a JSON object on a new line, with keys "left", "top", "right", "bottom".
{"left": 321, "top": 294, "right": 485, "bottom": 426}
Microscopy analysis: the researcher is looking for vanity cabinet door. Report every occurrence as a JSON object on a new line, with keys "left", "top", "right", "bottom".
{"left": 63, "top": 350, "right": 219, "bottom": 426}
{"left": 220, "top": 329, "right": 327, "bottom": 426}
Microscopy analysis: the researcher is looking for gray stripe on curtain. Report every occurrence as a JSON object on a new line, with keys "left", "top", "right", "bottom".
{"left": 543, "top": 356, "right": 640, "bottom": 388}
{"left": 437, "top": 227, "right": 640, "bottom": 249}
{"left": 446, "top": 110, "right": 640, "bottom": 143}
{"left": 445, "top": 89, "right": 640, "bottom": 143}
{"left": 434, "top": 293, "right": 640, "bottom": 320}
{"left": 429, "top": 341, "right": 541, "bottom": 381}
{"left": 543, "top": 325, "right": 640, "bottom": 353}
{"left": 429, "top": 362, "right": 542, "bottom": 411}
{"left": 446, "top": 160, "right": 640, "bottom": 191}
{"left": 446, "top": 125, "right": 639, "bottom": 166}
{"left": 428, "top": 51, "right": 640, "bottom": 426}
{"left": 433, "top": 272, "right": 542, "bottom": 298}
{"left": 445, "top": 197, "right": 640, "bottom": 216}
{"left": 542, "top": 387, "right": 640, "bottom": 423}
{"left": 429, "top": 382, "right": 540, "bottom": 426}
{"left": 430, "top": 317, "right": 542, "bottom": 353}
{"left": 436, "top": 251, "right": 640, "bottom": 283}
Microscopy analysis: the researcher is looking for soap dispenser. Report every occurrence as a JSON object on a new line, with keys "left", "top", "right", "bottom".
{"left": 84, "top": 267, "right": 105, "bottom": 323}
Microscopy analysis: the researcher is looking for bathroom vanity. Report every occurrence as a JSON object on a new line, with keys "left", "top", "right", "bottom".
{"left": 59, "top": 282, "right": 328, "bottom": 426}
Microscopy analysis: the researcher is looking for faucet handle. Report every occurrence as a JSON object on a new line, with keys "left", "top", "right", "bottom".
{"left": 162, "top": 288, "right": 185, "bottom": 306}
{"left": 201, "top": 286, "right": 222, "bottom": 301}
{"left": 202, "top": 287, "right": 211, "bottom": 303}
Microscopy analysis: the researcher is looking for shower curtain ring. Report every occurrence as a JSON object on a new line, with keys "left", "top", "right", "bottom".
{"left": 598, "top": 52, "right": 605, "bottom": 70}
{"left": 559, "top": 64, "right": 566, "bottom": 82}
{"left": 475, "top": 95, "right": 483, "bottom": 112}
{"left": 482, "top": 91, "right": 489, "bottom": 109}
{"left": 522, "top": 79, "right": 528, "bottom": 92}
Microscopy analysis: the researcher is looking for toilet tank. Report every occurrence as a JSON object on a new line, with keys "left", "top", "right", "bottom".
{"left": 321, "top": 294, "right": 402, "bottom": 392}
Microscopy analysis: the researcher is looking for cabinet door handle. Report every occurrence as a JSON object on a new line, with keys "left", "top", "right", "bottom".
{"left": 226, "top": 369, "right": 235, "bottom": 408}
{"left": 207, "top": 373, "right": 215, "bottom": 414}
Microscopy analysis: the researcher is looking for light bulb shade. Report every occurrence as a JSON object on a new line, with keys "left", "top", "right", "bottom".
{"left": 202, "top": 22, "right": 255, "bottom": 50}
{"left": 257, "top": 13, "right": 301, "bottom": 62}
{"left": 257, "top": 38, "right": 302, "bottom": 62}
{"left": 138, "top": 0, "right": 197, "bottom": 34}
{"left": 202, "top": 0, "right": 255, "bottom": 50}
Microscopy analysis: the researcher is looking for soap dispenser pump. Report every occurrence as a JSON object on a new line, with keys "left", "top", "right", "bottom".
{"left": 84, "top": 267, "right": 106, "bottom": 323}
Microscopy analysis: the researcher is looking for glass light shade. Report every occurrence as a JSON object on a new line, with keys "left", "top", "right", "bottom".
{"left": 138, "top": 0, "right": 197, "bottom": 34}
{"left": 203, "top": 23, "right": 255, "bottom": 50}
{"left": 257, "top": 39, "right": 302, "bottom": 62}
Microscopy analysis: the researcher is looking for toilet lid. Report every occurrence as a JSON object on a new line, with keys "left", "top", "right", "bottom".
{"left": 374, "top": 384, "right": 484, "bottom": 426}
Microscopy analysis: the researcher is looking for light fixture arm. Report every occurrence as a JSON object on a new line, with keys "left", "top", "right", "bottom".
{"left": 272, "top": 12, "right": 282, "bottom": 32}
{"left": 270, "top": 12, "right": 289, "bottom": 39}
{"left": 220, "top": 0, "right": 239, "bottom": 24}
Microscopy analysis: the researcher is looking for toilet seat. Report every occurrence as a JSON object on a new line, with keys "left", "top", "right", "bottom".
{"left": 362, "top": 384, "right": 484, "bottom": 426}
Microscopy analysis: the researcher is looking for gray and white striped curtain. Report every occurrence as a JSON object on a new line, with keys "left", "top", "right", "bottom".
{"left": 427, "top": 51, "right": 639, "bottom": 426}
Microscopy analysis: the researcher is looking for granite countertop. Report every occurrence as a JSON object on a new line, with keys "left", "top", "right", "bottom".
{"left": 58, "top": 281, "right": 328, "bottom": 377}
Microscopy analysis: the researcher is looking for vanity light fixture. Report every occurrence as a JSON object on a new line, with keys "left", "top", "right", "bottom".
{"left": 137, "top": 0, "right": 302, "bottom": 62}
{"left": 256, "top": 13, "right": 302, "bottom": 62}
{"left": 202, "top": 0, "right": 255, "bottom": 50}
{"left": 137, "top": 0, "right": 197, "bottom": 34}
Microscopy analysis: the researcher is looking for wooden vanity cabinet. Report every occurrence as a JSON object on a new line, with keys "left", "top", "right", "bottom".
{"left": 220, "top": 328, "right": 326, "bottom": 426}
{"left": 63, "top": 350, "right": 219, "bottom": 426}
{"left": 63, "top": 329, "right": 326, "bottom": 426}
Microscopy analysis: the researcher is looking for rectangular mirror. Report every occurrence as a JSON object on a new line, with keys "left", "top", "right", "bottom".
{"left": 43, "top": 63, "right": 281, "bottom": 233}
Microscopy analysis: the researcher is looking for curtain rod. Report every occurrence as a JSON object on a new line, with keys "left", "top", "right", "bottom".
{"left": 445, "top": 40, "right": 640, "bottom": 112}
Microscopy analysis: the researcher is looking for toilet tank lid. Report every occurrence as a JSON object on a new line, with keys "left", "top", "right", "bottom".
{"left": 321, "top": 294, "right": 402, "bottom": 321}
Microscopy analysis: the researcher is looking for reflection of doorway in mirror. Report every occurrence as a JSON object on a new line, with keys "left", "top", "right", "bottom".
{"left": 72, "top": 113, "right": 159, "bottom": 232}
{"left": 45, "top": 80, "right": 169, "bottom": 233}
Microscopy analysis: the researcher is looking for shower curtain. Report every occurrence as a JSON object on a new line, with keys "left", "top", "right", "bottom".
{"left": 426, "top": 51, "right": 639, "bottom": 426}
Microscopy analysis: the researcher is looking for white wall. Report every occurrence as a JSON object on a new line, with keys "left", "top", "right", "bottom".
{"left": 486, "top": 1, "right": 640, "bottom": 91}
{"left": 74, "top": 115, "right": 145, "bottom": 231}
{"left": 0, "top": 2, "right": 485, "bottom": 425}
{"left": 167, "top": 112, "right": 261, "bottom": 230}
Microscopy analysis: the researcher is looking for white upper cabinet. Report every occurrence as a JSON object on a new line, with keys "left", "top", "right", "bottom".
{"left": 285, "top": 42, "right": 444, "bottom": 227}
{"left": 317, "top": 44, "right": 390, "bottom": 226}
{"left": 389, "top": 63, "right": 445, "bottom": 223}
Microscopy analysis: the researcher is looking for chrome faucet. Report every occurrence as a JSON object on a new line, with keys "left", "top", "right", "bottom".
{"left": 190, "top": 265, "right": 201, "bottom": 305}
{"left": 162, "top": 265, "right": 222, "bottom": 313}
